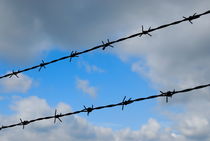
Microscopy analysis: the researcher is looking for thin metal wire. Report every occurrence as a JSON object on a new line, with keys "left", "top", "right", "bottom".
{"left": 0, "top": 10, "right": 209, "bottom": 79}
{"left": 0, "top": 83, "right": 210, "bottom": 131}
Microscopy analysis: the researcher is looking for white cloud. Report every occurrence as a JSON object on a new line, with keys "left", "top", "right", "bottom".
{"left": 76, "top": 78, "right": 97, "bottom": 97}
{"left": 85, "top": 64, "right": 105, "bottom": 73}
{"left": 0, "top": 73, "right": 33, "bottom": 93}
{"left": 180, "top": 116, "right": 209, "bottom": 138}
{"left": 1, "top": 96, "right": 210, "bottom": 141}
{"left": 0, "top": 96, "right": 189, "bottom": 141}
{"left": 78, "top": 62, "right": 105, "bottom": 73}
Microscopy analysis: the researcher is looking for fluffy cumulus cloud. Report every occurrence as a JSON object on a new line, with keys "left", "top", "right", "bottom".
{"left": 0, "top": 73, "right": 32, "bottom": 93}
{"left": 76, "top": 78, "right": 97, "bottom": 97}
{"left": 0, "top": 96, "right": 198, "bottom": 141}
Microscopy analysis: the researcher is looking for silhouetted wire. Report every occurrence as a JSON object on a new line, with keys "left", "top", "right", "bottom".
{"left": 0, "top": 83, "right": 210, "bottom": 131}
{"left": 0, "top": 10, "right": 210, "bottom": 79}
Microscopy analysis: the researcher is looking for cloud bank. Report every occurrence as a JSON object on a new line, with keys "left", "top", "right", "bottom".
{"left": 2, "top": 96, "right": 208, "bottom": 141}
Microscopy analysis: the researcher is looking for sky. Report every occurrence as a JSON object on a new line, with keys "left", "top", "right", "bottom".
{"left": 0, "top": 0, "right": 210, "bottom": 140}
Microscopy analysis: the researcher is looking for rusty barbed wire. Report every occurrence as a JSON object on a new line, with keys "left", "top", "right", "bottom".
{"left": 0, "top": 10, "right": 210, "bottom": 79}
{"left": 0, "top": 83, "right": 210, "bottom": 131}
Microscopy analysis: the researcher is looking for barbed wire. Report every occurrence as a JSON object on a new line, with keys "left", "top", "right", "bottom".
{"left": 0, "top": 83, "right": 210, "bottom": 131}
{"left": 1, "top": 10, "right": 210, "bottom": 79}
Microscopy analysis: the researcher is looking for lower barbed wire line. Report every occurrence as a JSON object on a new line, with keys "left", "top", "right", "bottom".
{"left": 0, "top": 10, "right": 210, "bottom": 79}
{"left": 1, "top": 83, "right": 210, "bottom": 131}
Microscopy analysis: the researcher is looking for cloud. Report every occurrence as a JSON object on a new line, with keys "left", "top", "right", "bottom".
{"left": 85, "top": 64, "right": 105, "bottom": 73}
{"left": 0, "top": 96, "right": 190, "bottom": 141}
{"left": 0, "top": 0, "right": 52, "bottom": 64}
{"left": 79, "top": 62, "right": 105, "bottom": 73}
{"left": 76, "top": 78, "right": 97, "bottom": 97}
{"left": 0, "top": 73, "right": 33, "bottom": 93}
{"left": 1, "top": 96, "right": 210, "bottom": 141}
{"left": 1, "top": 0, "right": 207, "bottom": 64}
{"left": 1, "top": 1, "right": 210, "bottom": 141}
{"left": 104, "top": 1, "right": 210, "bottom": 141}
{"left": 0, "top": 0, "right": 134, "bottom": 64}
{"left": 113, "top": 0, "right": 210, "bottom": 102}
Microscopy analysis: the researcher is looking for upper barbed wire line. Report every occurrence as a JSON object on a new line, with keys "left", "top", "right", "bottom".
{"left": 0, "top": 10, "right": 210, "bottom": 80}
{"left": 0, "top": 82, "right": 210, "bottom": 131}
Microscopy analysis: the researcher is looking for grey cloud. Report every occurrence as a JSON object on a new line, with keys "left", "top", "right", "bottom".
{"left": 112, "top": 1, "right": 210, "bottom": 141}
{"left": 115, "top": 0, "right": 210, "bottom": 103}
{"left": 1, "top": 0, "right": 206, "bottom": 64}
{"left": 0, "top": 0, "right": 52, "bottom": 64}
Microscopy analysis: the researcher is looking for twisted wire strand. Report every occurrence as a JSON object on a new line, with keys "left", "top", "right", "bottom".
{"left": 0, "top": 83, "right": 210, "bottom": 131}
{"left": 1, "top": 10, "right": 210, "bottom": 79}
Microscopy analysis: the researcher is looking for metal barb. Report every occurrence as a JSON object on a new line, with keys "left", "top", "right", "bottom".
{"left": 9, "top": 70, "right": 19, "bottom": 78}
{"left": 139, "top": 25, "right": 152, "bottom": 37}
{"left": 20, "top": 118, "right": 29, "bottom": 129}
{"left": 54, "top": 109, "right": 62, "bottom": 124}
{"left": 183, "top": 13, "right": 200, "bottom": 24}
{"left": 69, "top": 51, "right": 79, "bottom": 62}
{"left": 39, "top": 60, "right": 46, "bottom": 71}
{"left": 83, "top": 105, "right": 94, "bottom": 116}
{"left": 102, "top": 39, "right": 114, "bottom": 50}
{"left": 160, "top": 90, "right": 175, "bottom": 103}
{"left": 121, "top": 96, "right": 133, "bottom": 110}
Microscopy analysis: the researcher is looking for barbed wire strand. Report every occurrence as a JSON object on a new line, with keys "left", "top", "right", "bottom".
{"left": 1, "top": 10, "right": 210, "bottom": 79}
{"left": 0, "top": 83, "right": 210, "bottom": 131}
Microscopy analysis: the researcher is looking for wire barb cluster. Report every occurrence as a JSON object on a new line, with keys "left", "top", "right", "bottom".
{"left": 69, "top": 51, "right": 79, "bottom": 62}
{"left": 54, "top": 109, "right": 62, "bottom": 123}
{"left": 0, "top": 10, "right": 209, "bottom": 79}
{"left": 83, "top": 105, "right": 94, "bottom": 116}
{"left": 19, "top": 118, "right": 30, "bottom": 129}
{"left": 102, "top": 39, "right": 114, "bottom": 50}
{"left": 160, "top": 90, "right": 175, "bottom": 103}
{"left": 39, "top": 60, "right": 46, "bottom": 71}
{"left": 0, "top": 83, "right": 210, "bottom": 131}
{"left": 121, "top": 96, "right": 133, "bottom": 110}
{"left": 139, "top": 26, "right": 152, "bottom": 37}
{"left": 183, "top": 13, "right": 200, "bottom": 24}
{"left": 9, "top": 70, "right": 19, "bottom": 78}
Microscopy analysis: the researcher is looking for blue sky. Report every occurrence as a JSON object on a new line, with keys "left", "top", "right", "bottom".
{"left": 0, "top": 48, "right": 158, "bottom": 130}
{"left": 0, "top": 1, "right": 210, "bottom": 141}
